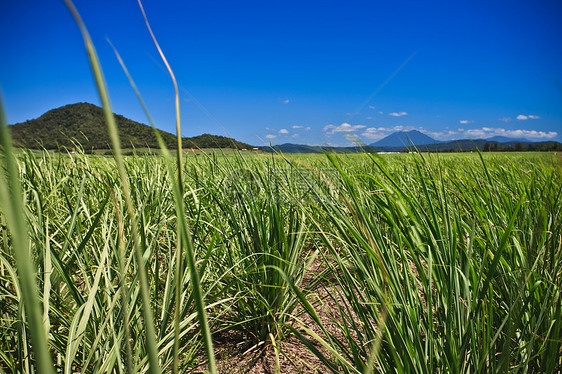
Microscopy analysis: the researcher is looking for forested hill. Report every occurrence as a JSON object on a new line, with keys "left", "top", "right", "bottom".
{"left": 8, "top": 102, "right": 254, "bottom": 150}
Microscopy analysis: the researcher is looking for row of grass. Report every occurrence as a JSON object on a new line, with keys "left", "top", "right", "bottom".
{"left": 288, "top": 151, "right": 561, "bottom": 372}
{"left": 1, "top": 146, "right": 560, "bottom": 372}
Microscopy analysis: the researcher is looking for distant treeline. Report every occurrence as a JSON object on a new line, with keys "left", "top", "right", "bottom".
{"left": 481, "top": 142, "right": 562, "bottom": 152}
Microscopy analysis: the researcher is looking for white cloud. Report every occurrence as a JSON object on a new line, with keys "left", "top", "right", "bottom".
{"left": 461, "top": 129, "right": 488, "bottom": 138}
{"left": 361, "top": 128, "right": 385, "bottom": 139}
{"left": 379, "top": 111, "right": 384, "bottom": 115}
{"left": 292, "top": 125, "right": 303, "bottom": 129}
{"left": 517, "top": 114, "right": 540, "bottom": 120}
{"left": 366, "top": 116, "right": 374, "bottom": 120}
{"left": 368, "top": 105, "right": 376, "bottom": 109}
{"left": 265, "top": 134, "right": 277, "bottom": 139}
{"left": 505, "top": 129, "right": 553, "bottom": 138}
{"left": 457, "top": 127, "right": 556, "bottom": 139}
{"left": 388, "top": 112, "right": 407, "bottom": 117}
{"left": 292, "top": 134, "right": 300, "bottom": 138}
{"left": 360, "top": 125, "right": 418, "bottom": 140}
{"left": 281, "top": 98, "right": 290, "bottom": 104}
{"left": 459, "top": 120, "right": 473, "bottom": 124}
{"left": 499, "top": 117, "right": 512, "bottom": 123}
{"left": 279, "top": 129, "right": 289, "bottom": 135}
{"left": 323, "top": 122, "right": 366, "bottom": 135}
{"left": 305, "top": 126, "right": 311, "bottom": 131}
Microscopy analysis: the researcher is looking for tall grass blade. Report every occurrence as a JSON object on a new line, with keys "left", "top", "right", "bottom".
{"left": 62, "top": 1, "right": 161, "bottom": 373}
{"left": 136, "top": 2, "right": 217, "bottom": 372}
{"left": 0, "top": 94, "right": 54, "bottom": 372}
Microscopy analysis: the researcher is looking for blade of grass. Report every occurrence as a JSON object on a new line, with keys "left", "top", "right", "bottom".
{"left": 136, "top": 2, "right": 217, "bottom": 372}
{"left": 62, "top": 1, "right": 161, "bottom": 373}
{"left": 0, "top": 93, "right": 55, "bottom": 373}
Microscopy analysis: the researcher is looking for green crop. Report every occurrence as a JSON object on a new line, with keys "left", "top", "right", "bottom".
{"left": 0, "top": 1, "right": 560, "bottom": 373}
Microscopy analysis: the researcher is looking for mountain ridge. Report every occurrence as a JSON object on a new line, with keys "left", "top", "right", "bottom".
{"left": 8, "top": 102, "right": 254, "bottom": 150}
{"left": 486, "top": 135, "right": 530, "bottom": 143}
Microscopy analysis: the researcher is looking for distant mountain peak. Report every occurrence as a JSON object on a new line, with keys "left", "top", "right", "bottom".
{"left": 370, "top": 130, "right": 437, "bottom": 148}
{"left": 485, "top": 136, "right": 530, "bottom": 143}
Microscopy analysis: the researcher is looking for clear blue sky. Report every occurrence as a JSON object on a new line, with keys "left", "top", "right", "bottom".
{"left": 1, "top": 0, "right": 561, "bottom": 146}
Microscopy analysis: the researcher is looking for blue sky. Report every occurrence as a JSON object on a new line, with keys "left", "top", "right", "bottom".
{"left": 1, "top": 0, "right": 561, "bottom": 146}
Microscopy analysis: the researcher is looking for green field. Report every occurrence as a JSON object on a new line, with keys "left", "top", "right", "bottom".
{"left": 1, "top": 148, "right": 560, "bottom": 373}
{"left": 1, "top": 2, "right": 560, "bottom": 371}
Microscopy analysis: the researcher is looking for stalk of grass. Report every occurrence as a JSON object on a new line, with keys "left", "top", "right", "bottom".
{"left": 106, "top": 2, "right": 218, "bottom": 371}
{"left": 62, "top": 1, "right": 161, "bottom": 372}
{"left": 128, "top": 14, "right": 187, "bottom": 369}
{"left": 0, "top": 94, "right": 55, "bottom": 372}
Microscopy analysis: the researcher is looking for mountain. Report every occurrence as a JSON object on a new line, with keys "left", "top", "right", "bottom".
{"left": 8, "top": 102, "right": 253, "bottom": 150}
{"left": 370, "top": 130, "right": 437, "bottom": 147}
{"left": 486, "top": 136, "right": 529, "bottom": 143}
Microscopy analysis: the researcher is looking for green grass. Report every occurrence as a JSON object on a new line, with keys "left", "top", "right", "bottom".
{"left": 1, "top": 147, "right": 560, "bottom": 373}
{"left": 287, "top": 151, "right": 562, "bottom": 373}
{"left": 0, "top": 1, "right": 560, "bottom": 372}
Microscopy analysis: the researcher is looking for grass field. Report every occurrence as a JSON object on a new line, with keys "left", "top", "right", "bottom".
{"left": 0, "top": 147, "right": 561, "bottom": 373}
{"left": 1, "top": 1, "right": 561, "bottom": 371}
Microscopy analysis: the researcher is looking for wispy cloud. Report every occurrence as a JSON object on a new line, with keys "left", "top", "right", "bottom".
{"left": 323, "top": 122, "right": 366, "bottom": 135}
{"left": 499, "top": 117, "right": 512, "bottom": 123}
{"left": 361, "top": 125, "right": 413, "bottom": 139}
{"left": 280, "top": 98, "right": 290, "bottom": 104}
{"left": 517, "top": 114, "right": 540, "bottom": 120}
{"left": 459, "top": 120, "right": 473, "bottom": 124}
{"left": 279, "top": 129, "right": 289, "bottom": 135}
{"left": 265, "top": 134, "right": 277, "bottom": 139}
{"left": 291, "top": 125, "right": 311, "bottom": 131}
{"left": 368, "top": 105, "right": 376, "bottom": 109}
{"left": 458, "top": 127, "right": 556, "bottom": 139}
{"left": 388, "top": 111, "right": 407, "bottom": 117}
